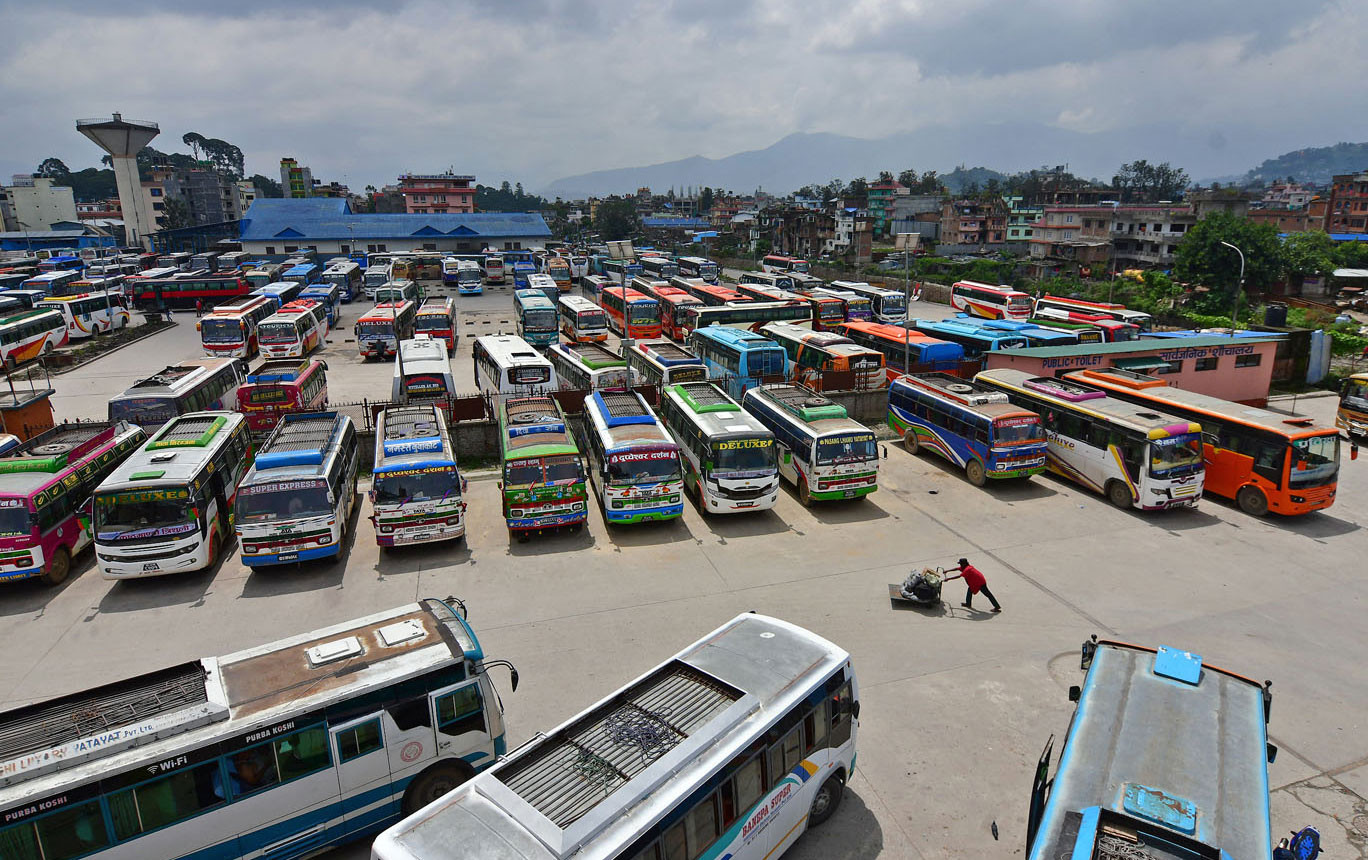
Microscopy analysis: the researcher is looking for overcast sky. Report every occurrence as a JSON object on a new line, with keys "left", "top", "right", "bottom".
{"left": 2, "top": 0, "right": 1365, "bottom": 193}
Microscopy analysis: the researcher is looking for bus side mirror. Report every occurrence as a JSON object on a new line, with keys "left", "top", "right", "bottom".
{"left": 1352, "top": 444, "right": 1360, "bottom": 462}
{"left": 509, "top": 666, "right": 520, "bottom": 692}
{"left": 1267, "top": 743, "right": 1279, "bottom": 764}
{"left": 1068, "top": 686, "right": 1081, "bottom": 702}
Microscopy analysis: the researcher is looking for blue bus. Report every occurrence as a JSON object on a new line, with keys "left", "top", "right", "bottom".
{"left": 687, "top": 326, "right": 788, "bottom": 400}
{"left": 501, "top": 250, "right": 537, "bottom": 287}
{"left": 582, "top": 389, "right": 685, "bottom": 524}
{"left": 952, "top": 315, "right": 1079, "bottom": 347}
{"left": 513, "top": 289, "right": 558, "bottom": 348}
{"left": 250, "top": 281, "right": 303, "bottom": 312}
{"left": 300, "top": 283, "right": 343, "bottom": 325}
{"left": 282, "top": 263, "right": 320, "bottom": 285}
{"left": 907, "top": 318, "right": 1030, "bottom": 358}
{"left": 837, "top": 321, "right": 964, "bottom": 379}
{"left": 888, "top": 373, "right": 1048, "bottom": 486}
{"left": 1028, "top": 637, "right": 1276, "bottom": 860}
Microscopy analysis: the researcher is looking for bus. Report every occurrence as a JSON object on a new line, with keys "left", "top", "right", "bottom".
{"left": 521, "top": 273, "right": 559, "bottom": 304}
{"left": 976, "top": 369, "right": 1205, "bottom": 510}
{"left": 682, "top": 302, "right": 813, "bottom": 337}
{"left": 0, "top": 421, "right": 146, "bottom": 586}
{"left": 321, "top": 260, "right": 361, "bottom": 302}
{"left": 190, "top": 251, "right": 221, "bottom": 272}
{"left": 0, "top": 598, "right": 515, "bottom": 860}
{"left": 601, "top": 285, "right": 662, "bottom": 339}
{"left": 408, "top": 253, "right": 444, "bottom": 282}
{"left": 627, "top": 339, "right": 709, "bottom": 387}
{"left": 1025, "top": 316, "right": 1106, "bottom": 344}
{"left": 414, "top": 296, "right": 458, "bottom": 352}
{"left": 156, "top": 251, "right": 192, "bottom": 271}
{"left": 454, "top": 260, "right": 483, "bottom": 295}
{"left": 757, "top": 322, "right": 885, "bottom": 392}
{"left": 474, "top": 334, "right": 556, "bottom": 402}
{"left": 568, "top": 253, "right": 589, "bottom": 282}
{"left": 93, "top": 411, "right": 252, "bottom": 577}
{"left": 959, "top": 316, "right": 1081, "bottom": 347}
{"left": 372, "top": 406, "right": 468, "bottom": 546}
{"left": 237, "top": 358, "right": 329, "bottom": 433}
{"left": 677, "top": 255, "right": 720, "bottom": 283}
{"left": 762, "top": 253, "right": 811, "bottom": 274}
{"left": 514, "top": 289, "right": 559, "bottom": 348}
{"left": 131, "top": 272, "right": 251, "bottom": 311}
{"left": 1031, "top": 307, "right": 1141, "bottom": 342}
{"left": 442, "top": 257, "right": 464, "bottom": 286}
{"left": 0, "top": 272, "right": 29, "bottom": 291}
{"left": 1027, "top": 637, "right": 1274, "bottom": 860}
{"left": 909, "top": 318, "right": 1030, "bottom": 357}
{"left": 481, "top": 253, "right": 505, "bottom": 285}
{"left": 37, "top": 292, "right": 130, "bottom": 339}
{"left": 671, "top": 278, "right": 753, "bottom": 308}
{"left": 735, "top": 279, "right": 845, "bottom": 332}
{"left": 234, "top": 411, "right": 358, "bottom": 567}
{"left": 830, "top": 280, "right": 907, "bottom": 324}
{"left": 373, "top": 279, "right": 423, "bottom": 306}
{"left": 108, "top": 357, "right": 245, "bottom": 428}
{"left": 376, "top": 612, "right": 856, "bottom": 860}
{"left": 558, "top": 294, "right": 609, "bottom": 343}
{"left": 809, "top": 286, "right": 873, "bottom": 322}
{"left": 601, "top": 258, "right": 643, "bottom": 285}
{"left": 1034, "top": 294, "right": 1153, "bottom": 331}
{"left": 837, "top": 322, "right": 962, "bottom": 380}
{"left": 215, "top": 250, "right": 252, "bottom": 271}
{"left": 356, "top": 301, "right": 418, "bottom": 359}
{"left": 510, "top": 258, "right": 537, "bottom": 288}
{"left": 738, "top": 270, "right": 797, "bottom": 293}
{"left": 37, "top": 255, "right": 83, "bottom": 273}
{"left": 1339, "top": 372, "right": 1368, "bottom": 440}
{"left": 257, "top": 300, "right": 329, "bottom": 359}
{"left": 497, "top": 396, "right": 588, "bottom": 535}
{"left": 20, "top": 271, "right": 80, "bottom": 296}
{"left": 243, "top": 263, "right": 283, "bottom": 291}
{"left": 639, "top": 256, "right": 679, "bottom": 280}
{"left": 659, "top": 381, "right": 779, "bottom": 514}
{"left": 547, "top": 341, "right": 631, "bottom": 391}
{"left": 1067, "top": 366, "right": 1341, "bottom": 517}
{"left": 581, "top": 274, "right": 610, "bottom": 303}
{"left": 0, "top": 308, "right": 67, "bottom": 369}
{"left": 888, "top": 373, "right": 1048, "bottom": 486}
{"left": 300, "top": 283, "right": 343, "bottom": 326}
{"left": 282, "top": 262, "right": 321, "bottom": 285}
{"left": 743, "top": 384, "right": 878, "bottom": 505}
{"left": 544, "top": 256, "right": 573, "bottom": 291}
{"left": 951, "top": 280, "right": 1033, "bottom": 320}
{"left": 646, "top": 286, "right": 704, "bottom": 340}
{"left": 688, "top": 326, "right": 788, "bottom": 400}
{"left": 393, "top": 335, "right": 456, "bottom": 403}
{"left": 198, "top": 295, "right": 276, "bottom": 358}
{"left": 582, "top": 389, "right": 684, "bottom": 524}
{"left": 363, "top": 264, "right": 391, "bottom": 299}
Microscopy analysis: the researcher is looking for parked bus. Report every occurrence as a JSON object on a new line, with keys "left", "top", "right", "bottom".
{"left": 544, "top": 255, "right": 573, "bottom": 291}
{"left": 688, "top": 326, "right": 788, "bottom": 400}
{"left": 257, "top": 299, "right": 328, "bottom": 359}
{"left": 1027, "top": 637, "right": 1274, "bottom": 860}
{"left": 959, "top": 316, "right": 1081, "bottom": 347}
{"left": 1031, "top": 307, "right": 1141, "bottom": 342}
{"left": 237, "top": 358, "right": 329, "bottom": 433}
{"left": 234, "top": 412, "right": 358, "bottom": 567}
{"left": 481, "top": 253, "right": 505, "bottom": 284}
{"left": 474, "top": 334, "right": 556, "bottom": 402}
{"left": 197, "top": 295, "right": 276, "bottom": 358}
{"left": 1024, "top": 316, "right": 1106, "bottom": 344}
{"left": 376, "top": 612, "right": 856, "bottom": 860}
{"left": 951, "top": 280, "right": 1033, "bottom": 320}
{"left": 373, "top": 278, "right": 423, "bottom": 306}
{"left": 580, "top": 273, "right": 610, "bottom": 303}
{"left": 19, "top": 271, "right": 80, "bottom": 296}
{"left": 514, "top": 289, "right": 559, "bottom": 348}
{"left": 977, "top": 369, "right": 1205, "bottom": 510}
{"left": 215, "top": 250, "right": 251, "bottom": 271}
{"left": 759, "top": 322, "right": 885, "bottom": 392}
{"left": 0, "top": 421, "right": 145, "bottom": 586}
{"left": 299, "top": 283, "right": 343, "bottom": 325}
{"left": 641, "top": 286, "right": 701, "bottom": 340}
{"left": 627, "top": 339, "right": 709, "bottom": 387}
{"left": 659, "top": 381, "right": 779, "bottom": 513}
{"left": 0, "top": 308, "right": 66, "bottom": 369}
{"left": 190, "top": 251, "right": 221, "bottom": 272}
{"left": 638, "top": 255, "right": 679, "bottom": 281}
{"left": 242, "top": 262, "right": 284, "bottom": 292}
{"left": 735, "top": 279, "right": 844, "bottom": 332}
{"left": 1067, "top": 366, "right": 1341, "bottom": 517}
{"left": 107, "top": 357, "right": 245, "bottom": 428}
{"left": 393, "top": 335, "right": 456, "bottom": 403}
{"left": 0, "top": 272, "right": 29, "bottom": 291}
{"left": 809, "top": 286, "right": 873, "bottom": 322}
{"left": 131, "top": 272, "right": 251, "bottom": 311}
{"left": 37, "top": 255, "right": 84, "bottom": 273}
{"left": 363, "top": 263, "right": 391, "bottom": 299}
{"left": 356, "top": 300, "right": 418, "bottom": 359}
{"left": 582, "top": 389, "right": 684, "bottom": 524}
{"left": 601, "top": 285, "right": 663, "bottom": 339}
{"left": 677, "top": 255, "right": 720, "bottom": 283}
{"left": 518, "top": 273, "right": 556, "bottom": 304}
{"left": 738, "top": 271, "right": 798, "bottom": 296}
{"left": 1339, "top": 371, "right": 1368, "bottom": 440}
{"left": 155, "top": 251, "right": 191, "bottom": 271}
{"left": 547, "top": 341, "right": 631, "bottom": 391}
{"left": 0, "top": 598, "right": 514, "bottom": 860}
{"left": 509, "top": 258, "right": 537, "bottom": 288}
{"left": 889, "top": 373, "right": 1048, "bottom": 486}
{"left": 371, "top": 406, "right": 468, "bottom": 547}
{"left": 93, "top": 411, "right": 252, "bottom": 577}
{"left": 762, "top": 253, "right": 811, "bottom": 274}
{"left": 682, "top": 302, "right": 814, "bottom": 338}
{"left": 830, "top": 280, "right": 907, "bottom": 324}
{"left": 669, "top": 278, "right": 752, "bottom": 308}
{"left": 408, "top": 253, "right": 444, "bottom": 282}
{"left": 415, "top": 296, "right": 458, "bottom": 352}
{"left": 454, "top": 259, "right": 483, "bottom": 295}
{"left": 1035, "top": 294, "right": 1153, "bottom": 331}
{"left": 743, "top": 384, "right": 878, "bottom": 505}
{"left": 909, "top": 318, "right": 1030, "bottom": 357}
{"left": 497, "top": 395, "right": 588, "bottom": 534}
{"left": 442, "top": 256, "right": 464, "bottom": 286}
{"left": 282, "top": 262, "right": 320, "bottom": 285}
{"left": 835, "top": 321, "right": 961, "bottom": 379}
{"left": 320, "top": 260, "right": 360, "bottom": 302}
{"left": 600, "top": 258, "right": 643, "bottom": 285}
{"left": 37, "top": 292, "right": 129, "bottom": 339}
{"left": 558, "top": 294, "right": 609, "bottom": 343}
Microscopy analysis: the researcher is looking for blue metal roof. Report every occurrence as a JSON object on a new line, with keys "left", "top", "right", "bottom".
{"left": 642, "top": 216, "right": 711, "bottom": 229}
{"left": 238, "top": 198, "right": 551, "bottom": 242}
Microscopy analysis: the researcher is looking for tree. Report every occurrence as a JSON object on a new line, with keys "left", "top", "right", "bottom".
{"left": 35, "top": 157, "right": 70, "bottom": 179}
{"left": 911, "top": 170, "right": 942, "bottom": 195}
{"left": 1112, "top": 160, "right": 1189, "bottom": 203}
{"left": 898, "top": 169, "right": 918, "bottom": 188}
{"left": 983, "top": 178, "right": 1002, "bottom": 199}
{"left": 1333, "top": 240, "right": 1368, "bottom": 269}
{"left": 845, "top": 177, "right": 868, "bottom": 198}
{"left": 250, "top": 174, "right": 283, "bottom": 198}
{"left": 1279, "top": 231, "right": 1336, "bottom": 279}
{"left": 699, "top": 186, "right": 714, "bottom": 213}
{"left": 161, "top": 197, "right": 194, "bottom": 230}
{"left": 1173, "top": 212, "right": 1282, "bottom": 313}
{"left": 594, "top": 197, "right": 639, "bottom": 240}
{"left": 877, "top": 170, "right": 894, "bottom": 184}
{"left": 182, "top": 132, "right": 205, "bottom": 162}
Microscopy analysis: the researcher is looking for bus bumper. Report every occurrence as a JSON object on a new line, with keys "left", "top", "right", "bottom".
{"left": 376, "top": 520, "right": 466, "bottom": 547}
{"left": 989, "top": 466, "right": 1048, "bottom": 480}
{"left": 605, "top": 504, "right": 684, "bottom": 524}
{"left": 241, "top": 542, "right": 341, "bottom": 566}
{"left": 809, "top": 485, "right": 877, "bottom": 502}
{"left": 0, "top": 565, "right": 42, "bottom": 583}
{"left": 507, "top": 512, "right": 587, "bottom": 531}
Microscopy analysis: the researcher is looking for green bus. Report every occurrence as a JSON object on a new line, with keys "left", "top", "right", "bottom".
{"left": 498, "top": 395, "right": 588, "bottom": 537}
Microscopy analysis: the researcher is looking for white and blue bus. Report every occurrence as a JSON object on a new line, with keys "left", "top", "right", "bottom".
{"left": 234, "top": 411, "right": 359, "bottom": 567}
{"left": 829, "top": 280, "right": 908, "bottom": 324}
{"left": 909, "top": 318, "right": 1031, "bottom": 357}
{"left": 374, "top": 612, "right": 857, "bottom": 860}
{"left": 0, "top": 599, "right": 516, "bottom": 860}
{"left": 582, "top": 389, "right": 684, "bottom": 524}
{"left": 688, "top": 325, "right": 788, "bottom": 400}
{"left": 677, "top": 255, "right": 720, "bottom": 284}
{"left": 321, "top": 261, "right": 360, "bottom": 302}
{"left": 625, "top": 339, "right": 709, "bottom": 388}
{"left": 372, "top": 406, "right": 468, "bottom": 547}
{"left": 743, "top": 384, "right": 879, "bottom": 505}
{"left": 299, "top": 283, "right": 343, "bottom": 325}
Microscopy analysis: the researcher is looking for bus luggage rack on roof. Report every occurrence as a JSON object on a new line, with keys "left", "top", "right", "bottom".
{"left": 677, "top": 382, "right": 730, "bottom": 407}
{"left": 567, "top": 342, "right": 619, "bottom": 362}
{"left": 645, "top": 342, "right": 695, "bottom": 362}
{"left": 265, "top": 414, "right": 339, "bottom": 453}
{"left": 156, "top": 414, "right": 225, "bottom": 443}
{"left": 506, "top": 397, "right": 558, "bottom": 423}
{"left": 765, "top": 384, "right": 834, "bottom": 410}
{"left": 383, "top": 407, "right": 440, "bottom": 440}
{"left": 597, "top": 391, "right": 649, "bottom": 419}
{"left": 496, "top": 662, "right": 741, "bottom": 829}
{"left": 131, "top": 365, "right": 201, "bottom": 388}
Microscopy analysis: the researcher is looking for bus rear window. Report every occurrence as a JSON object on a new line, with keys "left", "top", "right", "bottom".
{"left": 241, "top": 385, "right": 291, "bottom": 405}
{"left": 108, "top": 397, "right": 176, "bottom": 426}
{"left": 511, "top": 366, "right": 550, "bottom": 385}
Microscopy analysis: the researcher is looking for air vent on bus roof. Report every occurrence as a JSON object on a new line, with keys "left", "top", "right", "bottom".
{"left": 306, "top": 636, "right": 363, "bottom": 667}
{"left": 377, "top": 619, "right": 426, "bottom": 647}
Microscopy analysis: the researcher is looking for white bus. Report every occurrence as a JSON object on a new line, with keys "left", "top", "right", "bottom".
{"left": 481, "top": 253, "right": 505, "bottom": 284}
{"left": 742, "top": 384, "right": 879, "bottom": 505}
{"left": 235, "top": 411, "right": 359, "bottom": 567}
{"left": 374, "top": 613, "right": 857, "bottom": 860}
{"left": 977, "top": 368, "right": 1206, "bottom": 510}
{"left": 829, "top": 280, "right": 908, "bottom": 324}
{"left": 257, "top": 300, "right": 329, "bottom": 359}
{"left": 93, "top": 411, "right": 253, "bottom": 578}
{"left": 0, "top": 598, "right": 516, "bottom": 860}
{"left": 392, "top": 335, "right": 456, "bottom": 403}
{"left": 473, "top": 334, "right": 556, "bottom": 402}
{"left": 454, "top": 259, "right": 483, "bottom": 295}
{"left": 581, "top": 274, "right": 610, "bottom": 302}
{"left": 659, "top": 381, "right": 779, "bottom": 514}
{"left": 677, "top": 255, "right": 720, "bottom": 283}
{"left": 625, "top": 339, "right": 709, "bottom": 388}
{"left": 547, "top": 341, "right": 631, "bottom": 391}
{"left": 738, "top": 270, "right": 796, "bottom": 292}
{"left": 372, "top": 406, "right": 468, "bottom": 547}
{"left": 106, "top": 357, "right": 245, "bottom": 428}
{"left": 36, "top": 292, "right": 128, "bottom": 339}
{"left": 558, "top": 294, "right": 609, "bottom": 343}
{"left": 363, "top": 264, "right": 392, "bottom": 300}
{"left": 582, "top": 389, "right": 685, "bottom": 525}
{"left": 322, "top": 260, "right": 362, "bottom": 302}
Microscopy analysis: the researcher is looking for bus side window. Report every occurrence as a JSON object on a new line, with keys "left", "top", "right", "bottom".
{"left": 829, "top": 681, "right": 855, "bottom": 747}
{"left": 435, "top": 686, "right": 486, "bottom": 736}
{"left": 336, "top": 719, "right": 384, "bottom": 763}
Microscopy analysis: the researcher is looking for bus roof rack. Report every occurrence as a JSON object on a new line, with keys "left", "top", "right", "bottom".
{"left": 593, "top": 391, "right": 654, "bottom": 427}
{"left": 673, "top": 382, "right": 735, "bottom": 413}
{"left": 760, "top": 384, "right": 847, "bottom": 421}
{"left": 146, "top": 414, "right": 227, "bottom": 450}
{"left": 256, "top": 412, "right": 342, "bottom": 468}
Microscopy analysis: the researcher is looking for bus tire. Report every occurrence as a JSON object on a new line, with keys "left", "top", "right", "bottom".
{"left": 903, "top": 429, "right": 920, "bottom": 455}
{"left": 1106, "top": 480, "right": 1133, "bottom": 509}
{"left": 43, "top": 547, "right": 70, "bottom": 587}
{"left": 1237, "top": 485, "right": 1269, "bottom": 517}
{"left": 42, "top": 342, "right": 54, "bottom": 355}
{"left": 402, "top": 761, "right": 473, "bottom": 816}
{"left": 798, "top": 476, "right": 813, "bottom": 507}
{"left": 965, "top": 459, "right": 987, "bottom": 488}
{"left": 4, "top": 355, "right": 15, "bottom": 371}
{"left": 808, "top": 772, "right": 845, "bottom": 827}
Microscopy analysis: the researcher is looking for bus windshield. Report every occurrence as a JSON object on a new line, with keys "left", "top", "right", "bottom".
{"left": 881, "top": 295, "right": 907, "bottom": 315}
{"left": 258, "top": 322, "right": 299, "bottom": 344}
{"left": 791, "top": 261, "right": 810, "bottom": 273}
{"left": 108, "top": 397, "right": 176, "bottom": 426}
{"left": 816, "top": 433, "right": 877, "bottom": 465}
{"left": 357, "top": 320, "right": 395, "bottom": 338}
{"left": 505, "top": 455, "right": 583, "bottom": 485}
{"left": 0, "top": 503, "right": 31, "bottom": 537}
{"left": 200, "top": 318, "right": 242, "bottom": 343}
{"left": 414, "top": 316, "right": 449, "bottom": 333}
{"left": 1111, "top": 326, "right": 1140, "bottom": 342}
{"left": 579, "top": 310, "right": 608, "bottom": 329}
{"left": 712, "top": 438, "right": 776, "bottom": 473}
{"left": 237, "top": 480, "right": 332, "bottom": 522}
{"left": 1149, "top": 433, "right": 1204, "bottom": 478}
{"left": 1343, "top": 379, "right": 1368, "bottom": 410}
{"left": 628, "top": 302, "right": 659, "bottom": 323}
{"left": 1290, "top": 434, "right": 1339, "bottom": 489}
{"left": 458, "top": 270, "right": 481, "bottom": 284}
{"left": 524, "top": 308, "right": 557, "bottom": 330}
{"left": 1008, "top": 296, "right": 1033, "bottom": 314}
{"left": 607, "top": 449, "right": 679, "bottom": 485}
{"left": 993, "top": 416, "right": 1043, "bottom": 445}
{"left": 373, "top": 466, "right": 460, "bottom": 506}
{"left": 95, "top": 490, "right": 194, "bottom": 541}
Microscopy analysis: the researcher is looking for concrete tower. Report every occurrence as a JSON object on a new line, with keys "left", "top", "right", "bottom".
{"left": 76, "top": 113, "right": 159, "bottom": 248}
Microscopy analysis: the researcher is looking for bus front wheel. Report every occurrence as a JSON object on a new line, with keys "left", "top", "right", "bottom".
{"left": 798, "top": 477, "right": 813, "bottom": 507}
{"left": 1237, "top": 485, "right": 1269, "bottom": 517}
{"left": 42, "top": 547, "right": 70, "bottom": 587}
{"left": 808, "top": 772, "right": 845, "bottom": 827}
{"left": 903, "top": 429, "right": 920, "bottom": 455}
{"left": 965, "top": 459, "right": 987, "bottom": 487}
{"left": 1106, "top": 480, "right": 1133, "bottom": 509}
{"left": 402, "top": 761, "right": 473, "bottom": 816}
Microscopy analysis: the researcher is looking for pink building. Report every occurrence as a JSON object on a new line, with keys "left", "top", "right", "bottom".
{"left": 984, "top": 335, "right": 1281, "bottom": 405}
{"left": 398, "top": 172, "right": 476, "bottom": 214}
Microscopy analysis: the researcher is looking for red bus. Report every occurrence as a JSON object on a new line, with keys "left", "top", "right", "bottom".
{"left": 197, "top": 295, "right": 276, "bottom": 358}
{"left": 236, "top": 359, "right": 329, "bottom": 433}
{"left": 669, "top": 277, "right": 752, "bottom": 306}
{"left": 0, "top": 421, "right": 146, "bottom": 585}
{"left": 1031, "top": 307, "right": 1140, "bottom": 342}
{"left": 129, "top": 272, "right": 251, "bottom": 311}
{"left": 414, "top": 296, "right": 458, "bottom": 352}
{"left": 599, "top": 285, "right": 661, "bottom": 339}
{"left": 356, "top": 300, "right": 418, "bottom": 358}
{"left": 653, "top": 287, "right": 705, "bottom": 340}
{"left": 1035, "top": 294, "right": 1152, "bottom": 331}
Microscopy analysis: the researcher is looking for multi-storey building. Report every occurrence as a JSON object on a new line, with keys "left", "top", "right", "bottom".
{"left": 3, "top": 175, "right": 78, "bottom": 230}
{"left": 939, "top": 198, "right": 1007, "bottom": 246}
{"left": 1027, "top": 206, "right": 1113, "bottom": 278}
{"left": 1326, "top": 172, "right": 1368, "bottom": 234}
{"left": 1004, "top": 196, "right": 1043, "bottom": 241}
{"left": 280, "top": 157, "right": 314, "bottom": 198}
{"left": 866, "top": 180, "right": 906, "bottom": 237}
{"left": 397, "top": 172, "right": 476, "bottom": 214}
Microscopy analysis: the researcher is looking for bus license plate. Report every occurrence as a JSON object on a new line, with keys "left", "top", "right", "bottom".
{"left": 142, "top": 562, "right": 159, "bottom": 572}
{"left": 277, "top": 552, "right": 298, "bottom": 562}
{"left": 843, "top": 490, "right": 856, "bottom": 498}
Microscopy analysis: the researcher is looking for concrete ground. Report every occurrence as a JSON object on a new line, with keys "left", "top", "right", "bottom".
{"left": 10, "top": 282, "right": 1368, "bottom": 858}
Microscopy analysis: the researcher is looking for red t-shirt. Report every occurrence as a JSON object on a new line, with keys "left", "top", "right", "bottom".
{"left": 959, "top": 564, "right": 986, "bottom": 593}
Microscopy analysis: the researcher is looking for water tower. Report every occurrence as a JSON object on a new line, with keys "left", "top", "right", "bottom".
{"left": 76, "top": 113, "right": 159, "bottom": 248}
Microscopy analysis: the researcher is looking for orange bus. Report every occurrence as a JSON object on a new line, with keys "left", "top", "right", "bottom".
{"left": 760, "top": 321, "right": 886, "bottom": 391}
{"left": 1066, "top": 367, "right": 1340, "bottom": 517}
{"left": 670, "top": 277, "right": 752, "bottom": 306}
{"left": 651, "top": 287, "right": 704, "bottom": 341}
{"left": 599, "top": 285, "right": 661, "bottom": 339}
{"left": 414, "top": 296, "right": 458, "bottom": 352}
{"left": 237, "top": 358, "right": 329, "bottom": 433}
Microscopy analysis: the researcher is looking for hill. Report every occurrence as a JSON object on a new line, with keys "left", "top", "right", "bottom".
{"left": 1242, "top": 142, "right": 1368, "bottom": 185}
{"left": 941, "top": 166, "right": 1010, "bottom": 194}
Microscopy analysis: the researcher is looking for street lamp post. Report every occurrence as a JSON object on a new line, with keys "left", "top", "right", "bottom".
{"left": 1219, "top": 240, "right": 1245, "bottom": 337}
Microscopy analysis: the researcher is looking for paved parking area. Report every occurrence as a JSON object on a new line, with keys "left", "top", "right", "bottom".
{"left": 14, "top": 284, "right": 1368, "bottom": 858}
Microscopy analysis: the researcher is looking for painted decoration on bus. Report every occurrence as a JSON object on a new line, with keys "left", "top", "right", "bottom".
{"left": 609, "top": 449, "right": 676, "bottom": 464}
{"left": 106, "top": 489, "right": 189, "bottom": 503}
{"left": 405, "top": 376, "right": 448, "bottom": 398}
{"left": 670, "top": 366, "right": 708, "bottom": 383}
{"left": 512, "top": 367, "right": 548, "bottom": 383}
{"left": 98, "top": 521, "right": 197, "bottom": 541}
{"left": 716, "top": 438, "right": 772, "bottom": 450}
{"left": 239, "top": 479, "right": 327, "bottom": 496}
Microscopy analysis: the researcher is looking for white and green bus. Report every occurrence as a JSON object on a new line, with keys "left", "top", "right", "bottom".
{"left": 658, "top": 381, "right": 779, "bottom": 514}
{"left": 374, "top": 612, "right": 857, "bottom": 860}
{"left": 742, "top": 384, "right": 879, "bottom": 505}
{"left": 547, "top": 341, "right": 630, "bottom": 391}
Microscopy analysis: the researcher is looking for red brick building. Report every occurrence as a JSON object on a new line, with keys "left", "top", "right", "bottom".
{"left": 1326, "top": 172, "right": 1368, "bottom": 234}
{"left": 397, "top": 172, "right": 476, "bottom": 215}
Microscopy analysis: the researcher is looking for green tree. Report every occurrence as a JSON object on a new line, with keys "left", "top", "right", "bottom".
{"left": 594, "top": 197, "right": 639, "bottom": 240}
{"left": 699, "top": 186, "right": 714, "bottom": 213}
{"left": 1112, "top": 160, "right": 1190, "bottom": 203}
{"left": 845, "top": 177, "right": 868, "bottom": 198}
{"left": 35, "top": 157, "right": 70, "bottom": 179}
{"left": 1279, "top": 231, "right": 1336, "bottom": 279}
{"left": 877, "top": 170, "right": 894, "bottom": 184}
{"left": 1333, "top": 240, "right": 1368, "bottom": 269}
{"left": 1173, "top": 212, "right": 1282, "bottom": 313}
{"left": 182, "top": 132, "right": 205, "bottom": 161}
{"left": 898, "top": 169, "right": 918, "bottom": 187}
{"left": 250, "top": 174, "right": 283, "bottom": 198}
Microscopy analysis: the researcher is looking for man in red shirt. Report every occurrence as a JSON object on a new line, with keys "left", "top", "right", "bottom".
{"left": 944, "top": 557, "right": 1001, "bottom": 612}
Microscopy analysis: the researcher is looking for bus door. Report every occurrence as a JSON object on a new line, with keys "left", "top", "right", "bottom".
{"left": 329, "top": 714, "right": 393, "bottom": 829}
{"left": 427, "top": 677, "right": 496, "bottom": 766}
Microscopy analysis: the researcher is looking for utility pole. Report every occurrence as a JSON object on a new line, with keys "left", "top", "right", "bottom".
{"left": 1219, "top": 240, "right": 1245, "bottom": 337}
{"left": 895, "top": 233, "right": 916, "bottom": 374}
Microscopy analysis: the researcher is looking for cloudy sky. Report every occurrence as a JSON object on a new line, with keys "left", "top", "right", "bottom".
{"left": 2, "top": 0, "right": 1365, "bottom": 193}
